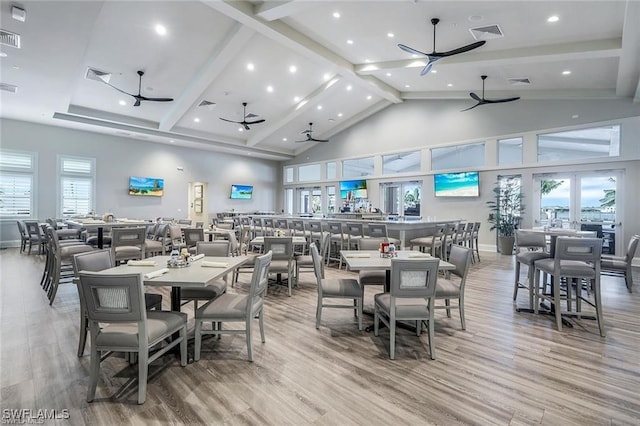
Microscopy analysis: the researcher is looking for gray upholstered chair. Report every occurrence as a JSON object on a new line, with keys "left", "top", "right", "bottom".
{"left": 145, "top": 223, "right": 171, "bottom": 256}
{"left": 434, "top": 245, "right": 472, "bottom": 330}
{"left": 110, "top": 227, "right": 146, "bottom": 265}
{"left": 77, "top": 271, "right": 187, "bottom": 404}
{"left": 183, "top": 228, "right": 204, "bottom": 255}
{"left": 72, "top": 249, "right": 163, "bottom": 357}
{"left": 534, "top": 237, "right": 605, "bottom": 336}
{"left": 409, "top": 224, "right": 445, "bottom": 258}
{"left": 345, "top": 222, "right": 364, "bottom": 250}
{"left": 295, "top": 232, "right": 329, "bottom": 286}
{"left": 600, "top": 234, "right": 639, "bottom": 293}
{"left": 264, "top": 237, "right": 294, "bottom": 296}
{"left": 180, "top": 241, "right": 230, "bottom": 310}
{"left": 366, "top": 222, "right": 400, "bottom": 246}
{"left": 24, "top": 220, "right": 45, "bottom": 254}
{"left": 16, "top": 220, "right": 29, "bottom": 253}
{"left": 513, "top": 230, "right": 551, "bottom": 310}
{"left": 357, "top": 237, "right": 388, "bottom": 289}
{"left": 325, "top": 221, "right": 347, "bottom": 268}
{"left": 194, "top": 251, "right": 272, "bottom": 362}
{"left": 311, "top": 242, "right": 363, "bottom": 330}
{"left": 374, "top": 257, "right": 440, "bottom": 360}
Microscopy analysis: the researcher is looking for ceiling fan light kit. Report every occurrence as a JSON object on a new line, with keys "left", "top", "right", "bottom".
{"left": 398, "top": 18, "right": 486, "bottom": 76}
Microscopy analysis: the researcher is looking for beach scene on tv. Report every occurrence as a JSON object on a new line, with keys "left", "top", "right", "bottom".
{"left": 339, "top": 179, "right": 367, "bottom": 200}
{"left": 129, "top": 176, "right": 164, "bottom": 196}
{"left": 434, "top": 172, "right": 479, "bottom": 197}
{"left": 230, "top": 184, "right": 253, "bottom": 199}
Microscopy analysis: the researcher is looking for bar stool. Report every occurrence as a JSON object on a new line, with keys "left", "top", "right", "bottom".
{"left": 513, "top": 230, "right": 550, "bottom": 311}
{"left": 325, "top": 221, "right": 347, "bottom": 268}
{"left": 345, "top": 222, "right": 364, "bottom": 250}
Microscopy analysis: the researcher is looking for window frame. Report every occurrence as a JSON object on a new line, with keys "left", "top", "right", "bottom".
{"left": 0, "top": 149, "right": 37, "bottom": 220}
{"left": 58, "top": 155, "right": 96, "bottom": 218}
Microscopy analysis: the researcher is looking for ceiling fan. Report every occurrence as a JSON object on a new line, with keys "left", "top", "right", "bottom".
{"left": 398, "top": 18, "right": 486, "bottom": 76}
{"left": 97, "top": 70, "right": 174, "bottom": 107}
{"left": 219, "top": 102, "right": 265, "bottom": 130}
{"left": 295, "top": 123, "right": 329, "bottom": 143}
{"left": 462, "top": 75, "right": 520, "bottom": 111}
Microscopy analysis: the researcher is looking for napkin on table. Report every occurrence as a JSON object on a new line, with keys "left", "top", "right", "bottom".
{"left": 408, "top": 253, "right": 431, "bottom": 258}
{"left": 190, "top": 253, "right": 205, "bottom": 262}
{"left": 127, "top": 260, "right": 157, "bottom": 266}
{"left": 344, "top": 253, "right": 371, "bottom": 258}
{"left": 143, "top": 268, "right": 170, "bottom": 279}
{"left": 201, "top": 261, "right": 229, "bottom": 268}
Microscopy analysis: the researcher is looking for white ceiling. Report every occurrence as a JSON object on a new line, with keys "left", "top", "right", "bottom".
{"left": 1, "top": 1, "right": 638, "bottom": 161}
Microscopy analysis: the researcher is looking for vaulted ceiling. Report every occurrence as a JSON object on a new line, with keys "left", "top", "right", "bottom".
{"left": 1, "top": 1, "right": 638, "bottom": 161}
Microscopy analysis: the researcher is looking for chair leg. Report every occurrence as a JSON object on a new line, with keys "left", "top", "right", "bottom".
{"left": 527, "top": 266, "right": 535, "bottom": 310}
{"left": 444, "top": 299, "right": 451, "bottom": 318}
{"left": 533, "top": 268, "right": 541, "bottom": 314}
{"left": 625, "top": 268, "right": 633, "bottom": 293}
{"left": 553, "top": 275, "right": 563, "bottom": 332}
{"left": 315, "top": 299, "right": 322, "bottom": 329}
{"left": 87, "top": 339, "right": 100, "bottom": 402}
{"left": 459, "top": 294, "right": 466, "bottom": 330}
{"left": 427, "top": 317, "right": 435, "bottom": 360}
{"left": 389, "top": 319, "right": 396, "bottom": 360}
{"left": 357, "top": 298, "right": 362, "bottom": 331}
{"left": 374, "top": 309, "right": 379, "bottom": 336}
{"left": 194, "top": 319, "right": 202, "bottom": 361}
{"left": 137, "top": 349, "right": 148, "bottom": 404}
{"left": 259, "top": 310, "right": 265, "bottom": 343}
{"left": 593, "top": 278, "right": 606, "bottom": 337}
{"left": 246, "top": 319, "right": 253, "bottom": 362}
{"left": 78, "top": 311, "right": 88, "bottom": 357}
{"left": 513, "top": 262, "right": 521, "bottom": 301}
{"left": 179, "top": 326, "right": 187, "bottom": 367}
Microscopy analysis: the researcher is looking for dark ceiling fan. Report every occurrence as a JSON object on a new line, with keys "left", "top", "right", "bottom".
{"left": 295, "top": 123, "right": 329, "bottom": 143}
{"left": 398, "top": 18, "right": 486, "bottom": 76}
{"left": 98, "top": 70, "right": 174, "bottom": 107}
{"left": 219, "top": 102, "right": 265, "bottom": 130}
{"left": 462, "top": 75, "right": 520, "bottom": 111}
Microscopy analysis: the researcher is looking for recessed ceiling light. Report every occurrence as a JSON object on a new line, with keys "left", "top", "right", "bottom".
{"left": 119, "top": 100, "right": 126, "bottom": 106}
{"left": 571, "top": 114, "right": 579, "bottom": 119}
{"left": 468, "top": 15, "right": 483, "bottom": 22}
{"left": 387, "top": 32, "right": 394, "bottom": 38}
{"left": 247, "top": 63, "right": 255, "bottom": 71}
{"left": 333, "top": 11, "right": 340, "bottom": 18}
{"left": 155, "top": 24, "right": 167, "bottom": 36}
{"left": 386, "top": 72, "right": 391, "bottom": 77}
{"left": 0, "top": 52, "right": 7, "bottom": 58}
{"left": 289, "top": 65, "right": 297, "bottom": 73}
{"left": 366, "top": 95, "right": 372, "bottom": 100}
{"left": 266, "top": 85, "right": 274, "bottom": 93}
{"left": 365, "top": 59, "right": 371, "bottom": 63}
{"left": 338, "top": 113, "right": 343, "bottom": 117}
{"left": 323, "top": 73, "right": 331, "bottom": 81}
{"left": 346, "top": 85, "right": 352, "bottom": 91}
{"left": 346, "top": 39, "right": 354, "bottom": 45}
{"left": 283, "top": 137, "right": 287, "bottom": 142}
{"left": 194, "top": 117, "right": 200, "bottom": 123}
{"left": 447, "top": 83, "right": 453, "bottom": 87}
{"left": 169, "top": 139, "right": 175, "bottom": 143}
{"left": 12, "top": 65, "right": 19, "bottom": 70}
{"left": 294, "top": 96, "right": 301, "bottom": 102}
{"left": 431, "top": 69, "right": 437, "bottom": 74}
{"left": 317, "top": 105, "right": 323, "bottom": 110}
{"left": 547, "top": 15, "right": 559, "bottom": 23}
{"left": 411, "top": 54, "right": 418, "bottom": 58}
{"left": 404, "top": 84, "right": 410, "bottom": 88}
{"left": 562, "top": 70, "right": 571, "bottom": 75}
{"left": 238, "top": 127, "right": 243, "bottom": 132}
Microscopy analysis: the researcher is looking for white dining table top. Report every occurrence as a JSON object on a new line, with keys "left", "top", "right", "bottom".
{"left": 341, "top": 250, "right": 455, "bottom": 271}
{"left": 250, "top": 236, "right": 307, "bottom": 245}
{"left": 522, "top": 228, "right": 597, "bottom": 237}
{"left": 98, "top": 255, "right": 248, "bottom": 287}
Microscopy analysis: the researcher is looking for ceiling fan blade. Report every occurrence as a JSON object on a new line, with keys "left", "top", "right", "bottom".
{"left": 434, "top": 40, "right": 486, "bottom": 58}
{"left": 469, "top": 92, "right": 482, "bottom": 102}
{"left": 398, "top": 44, "right": 428, "bottom": 57}
{"left": 137, "top": 96, "right": 174, "bottom": 102}
{"left": 484, "top": 97, "right": 521, "bottom": 104}
{"left": 219, "top": 117, "right": 241, "bottom": 124}
{"left": 244, "top": 119, "right": 265, "bottom": 125}
{"left": 419, "top": 57, "right": 440, "bottom": 76}
{"left": 461, "top": 103, "right": 482, "bottom": 112}
{"left": 99, "top": 79, "right": 136, "bottom": 98}
{"left": 310, "top": 138, "right": 329, "bottom": 143}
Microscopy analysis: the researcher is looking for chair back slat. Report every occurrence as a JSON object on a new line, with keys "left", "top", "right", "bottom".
{"left": 515, "top": 230, "right": 547, "bottom": 251}
{"left": 78, "top": 272, "right": 145, "bottom": 323}
{"left": 196, "top": 241, "right": 230, "bottom": 257}
{"left": 555, "top": 237, "right": 602, "bottom": 266}
{"left": 264, "top": 237, "right": 293, "bottom": 261}
{"left": 359, "top": 237, "right": 386, "bottom": 250}
{"left": 390, "top": 258, "right": 440, "bottom": 299}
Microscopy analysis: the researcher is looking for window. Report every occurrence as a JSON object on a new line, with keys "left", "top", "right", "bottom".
{"left": 343, "top": 157, "right": 374, "bottom": 178}
{"left": 537, "top": 125, "right": 620, "bottom": 163}
{"left": 383, "top": 151, "right": 421, "bottom": 175}
{"left": 498, "top": 137, "right": 522, "bottom": 166}
{"left": 326, "top": 162, "right": 336, "bottom": 180}
{"left": 284, "top": 167, "right": 294, "bottom": 183}
{"left": 59, "top": 156, "right": 95, "bottom": 217}
{"left": 431, "top": 142, "right": 485, "bottom": 171}
{"left": 0, "top": 150, "right": 35, "bottom": 218}
{"left": 298, "top": 163, "right": 321, "bottom": 182}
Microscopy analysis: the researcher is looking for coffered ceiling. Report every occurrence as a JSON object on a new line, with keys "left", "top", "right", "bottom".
{"left": 1, "top": 1, "right": 638, "bottom": 161}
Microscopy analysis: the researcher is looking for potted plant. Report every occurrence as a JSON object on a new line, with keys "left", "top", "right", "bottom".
{"left": 487, "top": 178, "right": 525, "bottom": 254}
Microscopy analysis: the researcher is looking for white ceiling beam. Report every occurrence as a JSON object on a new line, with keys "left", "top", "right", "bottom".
{"left": 356, "top": 38, "right": 622, "bottom": 74}
{"left": 254, "top": 1, "right": 318, "bottom": 21}
{"left": 402, "top": 89, "right": 619, "bottom": 101}
{"left": 616, "top": 0, "right": 640, "bottom": 100}
{"left": 246, "top": 75, "right": 343, "bottom": 147}
{"left": 158, "top": 24, "right": 255, "bottom": 131}
{"left": 201, "top": 0, "right": 402, "bottom": 105}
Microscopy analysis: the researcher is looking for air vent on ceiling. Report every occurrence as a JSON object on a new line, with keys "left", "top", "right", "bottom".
{"left": 0, "top": 29, "right": 21, "bottom": 48}
{"left": 198, "top": 100, "right": 216, "bottom": 110}
{"left": 85, "top": 67, "right": 111, "bottom": 83}
{"left": 0, "top": 83, "right": 18, "bottom": 93}
{"left": 469, "top": 24, "right": 503, "bottom": 41}
{"left": 508, "top": 77, "right": 531, "bottom": 86}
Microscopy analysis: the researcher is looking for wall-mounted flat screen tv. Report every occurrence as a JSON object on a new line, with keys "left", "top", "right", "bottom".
{"left": 340, "top": 179, "right": 368, "bottom": 200}
{"left": 434, "top": 171, "right": 479, "bottom": 197}
{"left": 230, "top": 184, "right": 253, "bottom": 199}
{"left": 129, "top": 176, "right": 164, "bottom": 196}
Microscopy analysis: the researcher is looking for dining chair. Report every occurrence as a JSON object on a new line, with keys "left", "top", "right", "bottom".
{"left": 434, "top": 245, "right": 472, "bottom": 329}
{"left": 262, "top": 217, "right": 275, "bottom": 236}
{"left": 72, "top": 249, "right": 163, "bottom": 357}
{"left": 290, "top": 219, "right": 305, "bottom": 237}
{"left": 600, "top": 234, "right": 639, "bottom": 293}
{"left": 177, "top": 219, "right": 192, "bottom": 226}
{"left": 345, "top": 222, "right": 364, "bottom": 250}
{"left": 24, "top": 220, "right": 45, "bottom": 254}
{"left": 183, "top": 228, "right": 204, "bottom": 255}
{"left": 180, "top": 241, "right": 230, "bottom": 310}
{"left": 168, "top": 224, "right": 184, "bottom": 250}
{"left": 110, "top": 227, "right": 146, "bottom": 265}
{"left": 264, "top": 237, "right": 294, "bottom": 296}
{"left": 195, "top": 221, "right": 204, "bottom": 228}
{"left": 145, "top": 223, "right": 171, "bottom": 256}
{"left": 194, "top": 251, "right": 272, "bottom": 362}
{"left": 357, "top": 237, "right": 388, "bottom": 289}
{"left": 366, "top": 222, "right": 400, "bottom": 246}
{"left": 311, "top": 242, "right": 363, "bottom": 331}
{"left": 471, "top": 222, "right": 481, "bottom": 262}
{"left": 513, "top": 230, "right": 551, "bottom": 310}
{"left": 77, "top": 271, "right": 187, "bottom": 404}
{"left": 533, "top": 237, "right": 605, "bottom": 336}
{"left": 295, "top": 232, "right": 329, "bottom": 286}
{"left": 409, "top": 224, "right": 445, "bottom": 258}
{"left": 374, "top": 257, "right": 440, "bottom": 360}
{"left": 16, "top": 220, "right": 29, "bottom": 253}
{"left": 326, "top": 221, "right": 347, "bottom": 268}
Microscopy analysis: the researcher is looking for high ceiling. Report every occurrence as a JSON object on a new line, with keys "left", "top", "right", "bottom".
{"left": 1, "top": 1, "right": 638, "bottom": 161}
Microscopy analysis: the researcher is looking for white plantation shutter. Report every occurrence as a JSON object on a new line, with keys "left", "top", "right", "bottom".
{"left": 0, "top": 150, "right": 35, "bottom": 218}
{"left": 59, "top": 156, "right": 95, "bottom": 217}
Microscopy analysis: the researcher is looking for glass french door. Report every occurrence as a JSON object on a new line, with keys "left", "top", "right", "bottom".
{"left": 297, "top": 187, "right": 322, "bottom": 215}
{"left": 533, "top": 171, "right": 621, "bottom": 254}
{"left": 381, "top": 181, "right": 422, "bottom": 217}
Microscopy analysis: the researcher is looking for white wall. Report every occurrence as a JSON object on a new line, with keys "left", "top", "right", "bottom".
{"left": 0, "top": 118, "right": 279, "bottom": 245}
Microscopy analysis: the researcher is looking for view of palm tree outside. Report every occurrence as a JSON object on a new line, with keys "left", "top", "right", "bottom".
{"left": 540, "top": 176, "right": 616, "bottom": 225}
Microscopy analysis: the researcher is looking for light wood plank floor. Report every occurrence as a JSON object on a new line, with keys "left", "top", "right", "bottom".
{"left": 1, "top": 247, "right": 639, "bottom": 425}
